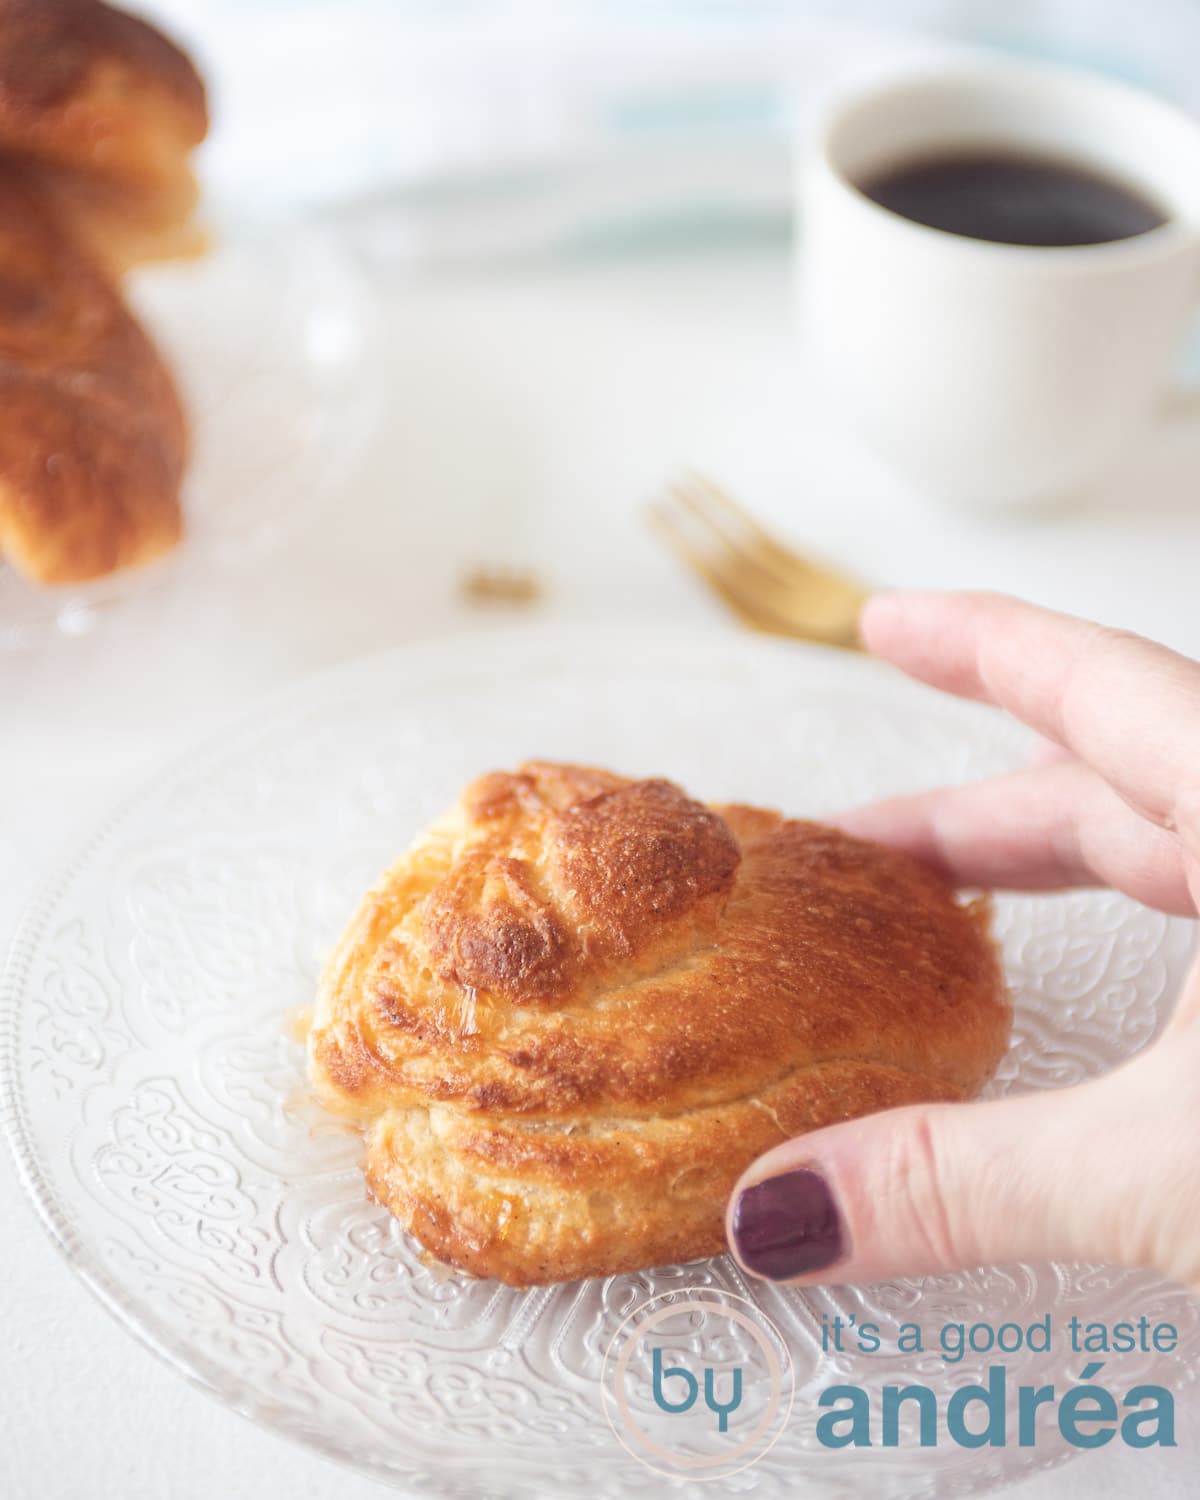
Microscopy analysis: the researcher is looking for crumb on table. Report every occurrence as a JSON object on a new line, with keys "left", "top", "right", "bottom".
{"left": 460, "top": 566, "right": 543, "bottom": 607}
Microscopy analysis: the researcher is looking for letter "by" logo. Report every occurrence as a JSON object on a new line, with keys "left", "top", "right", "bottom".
{"left": 601, "top": 1289, "right": 794, "bottom": 1481}
{"left": 652, "top": 1347, "right": 744, "bottom": 1433}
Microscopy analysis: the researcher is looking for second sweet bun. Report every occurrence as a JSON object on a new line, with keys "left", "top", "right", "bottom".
{"left": 0, "top": 163, "right": 187, "bottom": 583}
{"left": 0, "top": 0, "right": 208, "bottom": 271}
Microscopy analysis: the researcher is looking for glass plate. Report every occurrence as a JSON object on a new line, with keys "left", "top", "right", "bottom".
{"left": 0, "top": 227, "right": 377, "bottom": 650}
{"left": 1, "top": 627, "right": 1195, "bottom": 1497}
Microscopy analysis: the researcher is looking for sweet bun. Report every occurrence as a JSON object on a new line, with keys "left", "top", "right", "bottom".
{"left": 0, "top": 0, "right": 208, "bottom": 271}
{"left": 0, "top": 163, "right": 186, "bottom": 583}
{"left": 307, "top": 762, "right": 1010, "bottom": 1287}
{"left": 0, "top": 0, "right": 205, "bottom": 584}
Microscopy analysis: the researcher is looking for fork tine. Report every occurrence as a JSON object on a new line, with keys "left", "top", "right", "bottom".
{"left": 683, "top": 470, "right": 783, "bottom": 549}
{"left": 656, "top": 485, "right": 791, "bottom": 606}
{"left": 666, "top": 476, "right": 795, "bottom": 590}
{"left": 650, "top": 499, "right": 864, "bottom": 646}
{"left": 667, "top": 476, "right": 865, "bottom": 619}
{"left": 650, "top": 475, "right": 871, "bottom": 649}
{"left": 683, "top": 471, "right": 815, "bottom": 577}
{"left": 692, "top": 473, "right": 871, "bottom": 604}
{"left": 673, "top": 471, "right": 851, "bottom": 597}
{"left": 648, "top": 500, "right": 778, "bottom": 634}
{"left": 664, "top": 484, "right": 810, "bottom": 613}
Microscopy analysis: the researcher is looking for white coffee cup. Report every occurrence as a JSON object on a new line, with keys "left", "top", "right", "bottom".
{"left": 801, "top": 58, "right": 1200, "bottom": 509}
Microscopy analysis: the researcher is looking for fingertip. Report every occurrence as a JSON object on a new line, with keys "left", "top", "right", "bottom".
{"left": 823, "top": 794, "right": 945, "bottom": 869}
{"left": 860, "top": 589, "right": 1016, "bottom": 654}
{"left": 858, "top": 590, "right": 1029, "bottom": 705}
{"left": 822, "top": 806, "right": 880, "bottom": 838}
{"left": 858, "top": 589, "right": 951, "bottom": 657}
{"left": 857, "top": 589, "right": 907, "bottom": 649}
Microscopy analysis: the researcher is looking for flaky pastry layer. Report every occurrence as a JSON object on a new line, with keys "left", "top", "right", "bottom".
{"left": 308, "top": 762, "right": 1010, "bottom": 1286}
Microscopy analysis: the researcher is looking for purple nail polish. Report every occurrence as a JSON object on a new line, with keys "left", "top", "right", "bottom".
{"left": 731, "top": 1167, "right": 845, "bottom": 1280}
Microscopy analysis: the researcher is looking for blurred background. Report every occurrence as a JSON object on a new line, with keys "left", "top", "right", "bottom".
{"left": 6, "top": 4, "right": 1200, "bottom": 1499}
{"left": 150, "top": 0, "right": 1200, "bottom": 262}
{"left": 93, "top": 0, "right": 1200, "bottom": 664}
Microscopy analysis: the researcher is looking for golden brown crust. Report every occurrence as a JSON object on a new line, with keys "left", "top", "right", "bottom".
{"left": 308, "top": 762, "right": 1011, "bottom": 1286}
{"left": 0, "top": 0, "right": 208, "bottom": 269}
{"left": 0, "top": 0, "right": 206, "bottom": 139}
{"left": 0, "top": 165, "right": 186, "bottom": 582}
{"left": 0, "top": 1, "right": 206, "bottom": 583}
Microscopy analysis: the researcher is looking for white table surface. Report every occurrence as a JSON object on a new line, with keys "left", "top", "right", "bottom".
{"left": 3, "top": 242, "right": 1199, "bottom": 1498}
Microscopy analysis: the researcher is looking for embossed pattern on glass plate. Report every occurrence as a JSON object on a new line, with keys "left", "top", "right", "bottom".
{"left": 1, "top": 628, "right": 1196, "bottom": 1498}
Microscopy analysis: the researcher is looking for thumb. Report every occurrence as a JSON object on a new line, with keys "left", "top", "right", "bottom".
{"left": 725, "top": 1040, "right": 1198, "bottom": 1288}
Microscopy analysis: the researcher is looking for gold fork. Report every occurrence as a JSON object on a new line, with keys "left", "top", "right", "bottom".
{"left": 648, "top": 472, "right": 871, "bottom": 650}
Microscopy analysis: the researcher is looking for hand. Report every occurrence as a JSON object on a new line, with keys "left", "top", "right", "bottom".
{"left": 725, "top": 591, "right": 1200, "bottom": 1293}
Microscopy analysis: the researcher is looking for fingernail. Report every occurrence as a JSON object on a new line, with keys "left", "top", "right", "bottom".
{"left": 730, "top": 1167, "right": 845, "bottom": 1281}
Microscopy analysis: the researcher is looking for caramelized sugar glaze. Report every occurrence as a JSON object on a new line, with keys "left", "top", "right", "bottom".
{"left": 308, "top": 763, "right": 1010, "bottom": 1286}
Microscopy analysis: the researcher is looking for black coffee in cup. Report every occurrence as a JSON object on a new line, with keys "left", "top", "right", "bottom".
{"left": 859, "top": 150, "right": 1167, "bottom": 246}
